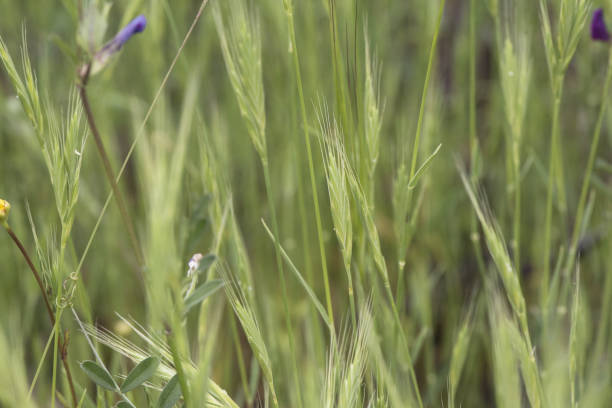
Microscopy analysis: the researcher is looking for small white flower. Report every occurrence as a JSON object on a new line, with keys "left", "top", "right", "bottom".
{"left": 187, "top": 253, "right": 204, "bottom": 277}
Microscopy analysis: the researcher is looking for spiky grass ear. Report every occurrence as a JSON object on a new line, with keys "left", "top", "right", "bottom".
{"left": 0, "top": 30, "right": 43, "bottom": 138}
{"left": 458, "top": 165, "right": 527, "bottom": 324}
{"left": 362, "top": 31, "right": 383, "bottom": 182}
{"left": 218, "top": 264, "right": 280, "bottom": 407}
{"left": 0, "top": 321, "right": 38, "bottom": 408}
{"left": 316, "top": 102, "right": 353, "bottom": 269}
{"left": 448, "top": 302, "right": 476, "bottom": 408}
{"left": 459, "top": 164, "right": 545, "bottom": 407}
{"left": 213, "top": 0, "right": 266, "bottom": 159}
{"left": 337, "top": 304, "right": 373, "bottom": 408}
{"left": 488, "top": 295, "right": 522, "bottom": 408}
{"left": 74, "top": 309, "right": 240, "bottom": 408}
{"left": 323, "top": 302, "right": 373, "bottom": 408}
{"left": 316, "top": 102, "right": 357, "bottom": 324}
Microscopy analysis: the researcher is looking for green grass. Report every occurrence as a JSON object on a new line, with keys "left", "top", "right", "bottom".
{"left": 1, "top": 0, "right": 612, "bottom": 407}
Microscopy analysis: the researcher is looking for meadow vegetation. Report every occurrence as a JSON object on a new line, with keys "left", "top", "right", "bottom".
{"left": 1, "top": 0, "right": 612, "bottom": 407}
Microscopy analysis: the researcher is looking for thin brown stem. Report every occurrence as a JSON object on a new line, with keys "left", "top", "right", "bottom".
{"left": 4, "top": 226, "right": 77, "bottom": 407}
{"left": 7, "top": 227, "right": 54, "bottom": 322}
{"left": 59, "top": 330, "right": 77, "bottom": 408}
{"left": 78, "top": 65, "right": 145, "bottom": 271}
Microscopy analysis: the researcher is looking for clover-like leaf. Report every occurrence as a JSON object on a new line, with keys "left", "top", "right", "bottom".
{"left": 184, "top": 279, "right": 224, "bottom": 313}
{"left": 157, "top": 375, "right": 182, "bottom": 408}
{"left": 120, "top": 356, "right": 160, "bottom": 393}
{"left": 80, "top": 360, "right": 116, "bottom": 391}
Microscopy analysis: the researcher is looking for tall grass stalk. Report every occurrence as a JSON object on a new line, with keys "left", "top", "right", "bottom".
{"left": 497, "top": 19, "right": 531, "bottom": 270}
{"left": 468, "top": 0, "right": 487, "bottom": 278}
{"left": 166, "top": 325, "right": 191, "bottom": 407}
{"left": 326, "top": 0, "right": 353, "bottom": 141}
{"left": 282, "top": 0, "right": 335, "bottom": 330}
{"left": 394, "top": 0, "right": 446, "bottom": 308}
{"left": 345, "top": 153, "right": 423, "bottom": 408}
{"left": 409, "top": 0, "right": 446, "bottom": 181}
{"left": 539, "top": 0, "right": 591, "bottom": 301}
{"left": 569, "top": 267, "right": 581, "bottom": 408}
{"left": 213, "top": 2, "right": 302, "bottom": 405}
{"left": 566, "top": 49, "right": 612, "bottom": 271}
{"left": 261, "top": 161, "right": 303, "bottom": 406}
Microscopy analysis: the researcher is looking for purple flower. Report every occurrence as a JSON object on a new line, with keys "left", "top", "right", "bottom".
{"left": 103, "top": 15, "right": 147, "bottom": 54}
{"left": 90, "top": 15, "right": 147, "bottom": 75}
{"left": 591, "top": 8, "right": 610, "bottom": 42}
{"left": 113, "top": 15, "right": 147, "bottom": 49}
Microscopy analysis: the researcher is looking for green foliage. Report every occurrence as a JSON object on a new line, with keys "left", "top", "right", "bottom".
{"left": 2, "top": 0, "right": 612, "bottom": 407}
{"left": 183, "top": 279, "right": 224, "bottom": 313}
{"left": 213, "top": 0, "right": 266, "bottom": 159}
{"left": 220, "top": 266, "right": 279, "bottom": 407}
{"left": 157, "top": 375, "right": 182, "bottom": 408}
{"left": 120, "top": 356, "right": 160, "bottom": 393}
{"left": 80, "top": 360, "right": 116, "bottom": 391}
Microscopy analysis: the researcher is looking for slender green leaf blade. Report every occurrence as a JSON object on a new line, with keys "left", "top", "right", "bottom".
{"left": 261, "top": 220, "right": 331, "bottom": 328}
{"left": 120, "top": 356, "right": 160, "bottom": 393}
{"left": 408, "top": 144, "right": 442, "bottom": 189}
{"left": 184, "top": 279, "right": 224, "bottom": 313}
{"left": 196, "top": 254, "right": 216, "bottom": 275}
{"left": 157, "top": 375, "right": 182, "bottom": 408}
{"left": 80, "top": 360, "right": 115, "bottom": 391}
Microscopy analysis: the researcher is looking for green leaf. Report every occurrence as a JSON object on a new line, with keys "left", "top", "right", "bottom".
{"left": 116, "top": 402, "right": 132, "bottom": 408}
{"left": 408, "top": 144, "right": 442, "bottom": 189}
{"left": 157, "top": 375, "right": 182, "bottom": 408}
{"left": 51, "top": 34, "right": 78, "bottom": 65}
{"left": 120, "top": 356, "right": 160, "bottom": 393}
{"left": 185, "top": 195, "right": 211, "bottom": 252}
{"left": 77, "top": 2, "right": 111, "bottom": 54}
{"left": 80, "top": 360, "right": 116, "bottom": 391}
{"left": 262, "top": 220, "right": 332, "bottom": 329}
{"left": 184, "top": 279, "right": 224, "bottom": 313}
{"left": 196, "top": 254, "right": 217, "bottom": 275}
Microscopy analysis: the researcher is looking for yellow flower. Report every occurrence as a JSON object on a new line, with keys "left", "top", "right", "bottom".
{"left": 0, "top": 199, "right": 10, "bottom": 227}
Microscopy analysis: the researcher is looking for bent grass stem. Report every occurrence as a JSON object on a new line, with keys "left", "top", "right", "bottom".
{"left": 4, "top": 225, "right": 77, "bottom": 407}
{"left": 261, "top": 158, "right": 303, "bottom": 408}
{"left": 283, "top": 1, "right": 335, "bottom": 331}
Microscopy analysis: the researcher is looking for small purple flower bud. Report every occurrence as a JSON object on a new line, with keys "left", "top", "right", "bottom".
{"left": 113, "top": 15, "right": 147, "bottom": 49}
{"left": 591, "top": 8, "right": 610, "bottom": 42}
{"left": 90, "top": 14, "right": 147, "bottom": 75}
